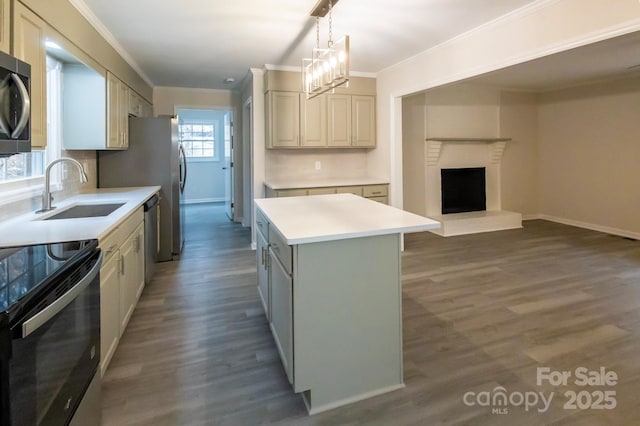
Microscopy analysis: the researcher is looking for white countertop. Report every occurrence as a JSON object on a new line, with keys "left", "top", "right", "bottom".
{"left": 264, "top": 177, "right": 389, "bottom": 190}
{"left": 255, "top": 193, "right": 440, "bottom": 245}
{"left": 0, "top": 186, "right": 160, "bottom": 247}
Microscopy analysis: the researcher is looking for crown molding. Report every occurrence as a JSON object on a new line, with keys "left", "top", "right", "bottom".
{"left": 68, "top": 0, "right": 155, "bottom": 88}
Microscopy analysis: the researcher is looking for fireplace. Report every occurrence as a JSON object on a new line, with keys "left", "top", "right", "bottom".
{"left": 424, "top": 138, "right": 522, "bottom": 236}
{"left": 441, "top": 167, "right": 486, "bottom": 214}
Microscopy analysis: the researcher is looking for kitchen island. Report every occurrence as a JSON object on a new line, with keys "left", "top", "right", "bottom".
{"left": 255, "top": 193, "right": 439, "bottom": 414}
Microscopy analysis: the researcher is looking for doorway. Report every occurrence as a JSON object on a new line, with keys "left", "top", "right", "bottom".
{"left": 175, "top": 107, "right": 234, "bottom": 222}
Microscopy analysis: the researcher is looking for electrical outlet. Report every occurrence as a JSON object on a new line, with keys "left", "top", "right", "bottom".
{"left": 62, "top": 164, "right": 68, "bottom": 180}
{"left": 314, "top": 161, "right": 321, "bottom": 170}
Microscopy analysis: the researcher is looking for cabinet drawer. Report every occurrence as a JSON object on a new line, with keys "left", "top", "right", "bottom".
{"left": 277, "top": 189, "right": 307, "bottom": 197}
{"left": 363, "top": 185, "right": 388, "bottom": 198}
{"left": 99, "top": 207, "right": 144, "bottom": 262}
{"left": 307, "top": 187, "right": 336, "bottom": 195}
{"left": 269, "top": 227, "right": 292, "bottom": 275}
{"left": 256, "top": 209, "right": 269, "bottom": 240}
{"left": 368, "top": 196, "right": 388, "bottom": 205}
{"left": 336, "top": 186, "right": 363, "bottom": 196}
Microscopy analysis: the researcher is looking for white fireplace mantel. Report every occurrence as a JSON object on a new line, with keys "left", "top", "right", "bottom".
{"left": 425, "top": 138, "right": 511, "bottom": 166}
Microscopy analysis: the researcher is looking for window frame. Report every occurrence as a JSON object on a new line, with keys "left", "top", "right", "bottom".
{"left": 178, "top": 122, "right": 218, "bottom": 162}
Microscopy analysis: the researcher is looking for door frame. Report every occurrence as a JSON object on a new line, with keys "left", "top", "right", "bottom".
{"left": 173, "top": 105, "right": 236, "bottom": 217}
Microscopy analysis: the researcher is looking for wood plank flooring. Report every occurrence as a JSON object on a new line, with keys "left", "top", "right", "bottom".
{"left": 102, "top": 204, "right": 640, "bottom": 425}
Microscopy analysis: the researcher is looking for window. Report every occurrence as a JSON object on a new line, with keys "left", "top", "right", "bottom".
{"left": 179, "top": 123, "right": 215, "bottom": 158}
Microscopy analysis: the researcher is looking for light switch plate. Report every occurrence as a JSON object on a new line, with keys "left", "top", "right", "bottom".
{"left": 315, "top": 161, "right": 321, "bottom": 170}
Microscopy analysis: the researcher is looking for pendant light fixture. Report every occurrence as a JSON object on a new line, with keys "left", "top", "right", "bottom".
{"left": 302, "top": 0, "right": 349, "bottom": 99}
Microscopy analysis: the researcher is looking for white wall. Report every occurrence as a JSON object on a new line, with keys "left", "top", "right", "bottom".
{"left": 401, "top": 94, "right": 426, "bottom": 216}
{"left": 251, "top": 69, "right": 265, "bottom": 248}
{"left": 499, "top": 91, "right": 539, "bottom": 217}
{"left": 374, "top": 0, "right": 640, "bottom": 209}
{"left": 537, "top": 76, "right": 640, "bottom": 238}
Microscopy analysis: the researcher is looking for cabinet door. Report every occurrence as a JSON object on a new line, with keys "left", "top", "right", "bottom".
{"left": 268, "top": 91, "right": 300, "bottom": 148}
{"left": 0, "top": 0, "right": 9, "bottom": 54}
{"left": 307, "top": 187, "right": 336, "bottom": 195}
{"left": 269, "top": 248, "right": 293, "bottom": 384}
{"left": 119, "top": 83, "right": 130, "bottom": 148}
{"left": 327, "top": 95, "right": 351, "bottom": 147}
{"left": 106, "top": 72, "right": 121, "bottom": 149}
{"left": 13, "top": 2, "right": 47, "bottom": 148}
{"left": 257, "top": 230, "right": 270, "bottom": 320}
{"left": 336, "top": 186, "right": 363, "bottom": 196}
{"left": 300, "top": 93, "right": 326, "bottom": 147}
{"left": 129, "top": 90, "right": 140, "bottom": 117}
{"left": 100, "top": 252, "right": 120, "bottom": 377}
{"left": 119, "top": 233, "right": 137, "bottom": 335}
{"left": 352, "top": 95, "right": 376, "bottom": 147}
{"left": 134, "top": 223, "right": 145, "bottom": 300}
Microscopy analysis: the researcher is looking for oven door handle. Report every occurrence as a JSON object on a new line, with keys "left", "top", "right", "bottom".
{"left": 21, "top": 251, "right": 103, "bottom": 338}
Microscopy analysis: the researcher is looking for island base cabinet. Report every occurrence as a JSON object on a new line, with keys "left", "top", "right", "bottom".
{"left": 269, "top": 247, "right": 293, "bottom": 384}
{"left": 257, "top": 229, "right": 270, "bottom": 320}
{"left": 262, "top": 229, "right": 404, "bottom": 414}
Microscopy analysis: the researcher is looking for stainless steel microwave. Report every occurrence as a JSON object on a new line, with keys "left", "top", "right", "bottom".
{"left": 0, "top": 50, "right": 31, "bottom": 157}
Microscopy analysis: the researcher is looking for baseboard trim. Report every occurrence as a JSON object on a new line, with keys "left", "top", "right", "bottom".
{"left": 302, "top": 383, "right": 406, "bottom": 415}
{"left": 183, "top": 198, "right": 224, "bottom": 205}
{"left": 538, "top": 214, "right": 640, "bottom": 240}
{"left": 522, "top": 214, "right": 542, "bottom": 221}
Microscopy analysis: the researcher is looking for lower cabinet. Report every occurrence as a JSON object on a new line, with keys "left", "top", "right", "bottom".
{"left": 99, "top": 251, "right": 120, "bottom": 378}
{"left": 265, "top": 183, "right": 389, "bottom": 204}
{"left": 269, "top": 246, "right": 293, "bottom": 384}
{"left": 99, "top": 209, "right": 146, "bottom": 377}
{"left": 119, "top": 222, "right": 145, "bottom": 335}
{"left": 257, "top": 229, "right": 270, "bottom": 320}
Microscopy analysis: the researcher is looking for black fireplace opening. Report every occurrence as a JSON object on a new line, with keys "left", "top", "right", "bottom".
{"left": 441, "top": 167, "right": 486, "bottom": 214}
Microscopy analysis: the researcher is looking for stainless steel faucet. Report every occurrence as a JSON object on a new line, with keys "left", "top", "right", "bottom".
{"left": 37, "top": 158, "right": 89, "bottom": 213}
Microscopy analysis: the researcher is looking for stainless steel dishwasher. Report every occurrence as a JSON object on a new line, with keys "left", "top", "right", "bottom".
{"left": 144, "top": 194, "right": 159, "bottom": 283}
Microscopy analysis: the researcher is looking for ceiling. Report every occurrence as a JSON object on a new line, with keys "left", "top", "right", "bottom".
{"left": 79, "top": 0, "right": 537, "bottom": 89}
{"left": 467, "top": 30, "right": 640, "bottom": 92}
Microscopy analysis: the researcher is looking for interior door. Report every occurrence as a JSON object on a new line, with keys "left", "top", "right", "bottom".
{"left": 223, "top": 112, "right": 234, "bottom": 220}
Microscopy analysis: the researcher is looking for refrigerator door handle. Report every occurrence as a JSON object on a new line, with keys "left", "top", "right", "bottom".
{"left": 179, "top": 143, "right": 187, "bottom": 193}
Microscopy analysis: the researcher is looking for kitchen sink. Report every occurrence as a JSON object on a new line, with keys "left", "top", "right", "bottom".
{"left": 43, "top": 203, "right": 126, "bottom": 220}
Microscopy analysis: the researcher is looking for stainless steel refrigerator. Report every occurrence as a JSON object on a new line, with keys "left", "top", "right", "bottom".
{"left": 98, "top": 116, "right": 186, "bottom": 261}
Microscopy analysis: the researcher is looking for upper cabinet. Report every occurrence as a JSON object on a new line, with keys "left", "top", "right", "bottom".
{"left": 12, "top": 2, "right": 47, "bottom": 148}
{"left": 300, "top": 94, "right": 326, "bottom": 147}
{"left": 327, "top": 95, "right": 376, "bottom": 148}
{"left": 266, "top": 91, "right": 299, "bottom": 148}
{"left": 264, "top": 70, "right": 376, "bottom": 149}
{"left": 109, "top": 72, "right": 130, "bottom": 149}
{"left": 0, "top": 0, "right": 9, "bottom": 54}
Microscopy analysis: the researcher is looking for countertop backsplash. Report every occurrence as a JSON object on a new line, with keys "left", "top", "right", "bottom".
{"left": 265, "top": 150, "right": 369, "bottom": 181}
{"left": 0, "top": 150, "right": 97, "bottom": 224}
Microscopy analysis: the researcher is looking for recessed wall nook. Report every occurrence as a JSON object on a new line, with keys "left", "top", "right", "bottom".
{"left": 425, "top": 137, "right": 522, "bottom": 237}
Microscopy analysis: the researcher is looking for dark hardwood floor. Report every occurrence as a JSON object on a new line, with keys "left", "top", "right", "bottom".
{"left": 102, "top": 203, "right": 640, "bottom": 425}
